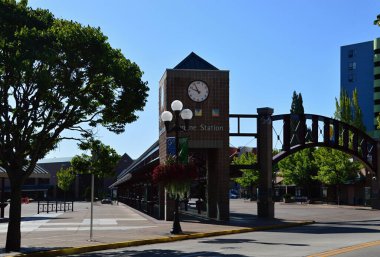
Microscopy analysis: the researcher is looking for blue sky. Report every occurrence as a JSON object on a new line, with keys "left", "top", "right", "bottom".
{"left": 28, "top": 0, "right": 380, "bottom": 159}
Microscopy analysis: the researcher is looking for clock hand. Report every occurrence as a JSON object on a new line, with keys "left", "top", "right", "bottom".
{"left": 191, "top": 86, "right": 200, "bottom": 94}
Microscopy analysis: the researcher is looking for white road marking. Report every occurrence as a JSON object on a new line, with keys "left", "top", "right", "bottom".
{"left": 34, "top": 226, "right": 157, "bottom": 231}
{"left": 0, "top": 215, "right": 151, "bottom": 233}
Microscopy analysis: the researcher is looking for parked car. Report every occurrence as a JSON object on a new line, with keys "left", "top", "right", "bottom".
{"left": 229, "top": 192, "right": 238, "bottom": 199}
{"left": 101, "top": 198, "right": 112, "bottom": 204}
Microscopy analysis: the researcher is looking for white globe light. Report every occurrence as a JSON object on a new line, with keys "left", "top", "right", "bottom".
{"left": 180, "top": 109, "right": 193, "bottom": 120}
{"left": 171, "top": 100, "right": 183, "bottom": 112}
{"left": 161, "top": 111, "right": 173, "bottom": 122}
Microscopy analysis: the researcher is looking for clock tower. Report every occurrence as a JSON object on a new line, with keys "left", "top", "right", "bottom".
{"left": 159, "top": 52, "right": 230, "bottom": 220}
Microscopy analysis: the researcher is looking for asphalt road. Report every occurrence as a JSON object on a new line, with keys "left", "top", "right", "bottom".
{"left": 68, "top": 212, "right": 380, "bottom": 257}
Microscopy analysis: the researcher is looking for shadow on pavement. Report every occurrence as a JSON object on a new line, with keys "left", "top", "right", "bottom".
{"left": 70, "top": 249, "right": 247, "bottom": 257}
{"left": 180, "top": 211, "right": 288, "bottom": 228}
{"left": 268, "top": 222, "right": 380, "bottom": 234}
{"left": 199, "top": 237, "right": 309, "bottom": 247}
{"left": 20, "top": 216, "right": 67, "bottom": 222}
{"left": 0, "top": 246, "right": 61, "bottom": 255}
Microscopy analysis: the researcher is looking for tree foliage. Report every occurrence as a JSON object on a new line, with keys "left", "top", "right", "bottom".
{"left": 278, "top": 148, "right": 317, "bottom": 188}
{"left": 313, "top": 148, "right": 361, "bottom": 203}
{"left": 232, "top": 152, "right": 259, "bottom": 188}
{"left": 334, "top": 89, "right": 365, "bottom": 131}
{"left": 0, "top": 1, "right": 147, "bottom": 251}
{"left": 56, "top": 166, "right": 76, "bottom": 192}
{"left": 290, "top": 91, "right": 305, "bottom": 146}
{"left": 70, "top": 139, "right": 121, "bottom": 179}
{"left": 374, "top": 14, "right": 380, "bottom": 26}
{"left": 290, "top": 91, "right": 304, "bottom": 115}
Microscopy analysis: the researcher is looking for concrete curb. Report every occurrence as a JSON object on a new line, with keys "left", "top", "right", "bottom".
{"left": 8, "top": 220, "right": 315, "bottom": 257}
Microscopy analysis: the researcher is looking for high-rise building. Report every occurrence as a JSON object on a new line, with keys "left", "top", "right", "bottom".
{"left": 341, "top": 40, "right": 375, "bottom": 136}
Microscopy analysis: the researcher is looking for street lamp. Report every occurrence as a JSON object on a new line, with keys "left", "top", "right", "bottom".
{"left": 161, "top": 100, "right": 193, "bottom": 234}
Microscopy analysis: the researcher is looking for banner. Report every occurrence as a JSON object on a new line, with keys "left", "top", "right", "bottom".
{"left": 166, "top": 137, "right": 176, "bottom": 156}
{"left": 166, "top": 137, "right": 188, "bottom": 164}
{"left": 179, "top": 137, "right": 188, "bottom": 164}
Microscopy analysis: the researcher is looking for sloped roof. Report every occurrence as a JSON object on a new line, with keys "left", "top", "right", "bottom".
{"left": 0, "top": 164, "right": 50, "bottom": 178}
{"left": 114, "top": 153, "right": 134, "bottom": 176}
{"left": 38, "top": 157, "right": 73, "bottom": 164}
{"left": 110, "top": 141, "right": 159, "bottom": 188}
{"left": 173, "top": 52, "right": 219, "bottom": 70}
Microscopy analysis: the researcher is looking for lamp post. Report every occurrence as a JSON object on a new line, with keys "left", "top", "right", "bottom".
{"left": 161, "top": 100, "right": 193, "bottom": 234}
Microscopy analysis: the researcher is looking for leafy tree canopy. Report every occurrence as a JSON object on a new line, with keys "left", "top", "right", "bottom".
{"left": 0, "top": 0, "right": 148, "bottom": 176}
{"left": 56, "top": 166, "right": 76, "bottom": 192}
{"left": 334, "top": 89, "right": 365, "bottom": 131}
{"left": 278, "top": 148, "right": 317, "bottom": 187}
{"left": 312, "top": 148, "right": 360, "bottom": 186}
{"left": 0, "top": 1, "right": 147, "bottom": 251}
{"left": 232, "top": 152, "right": 258, "bottom": 188}
{"left": 70, "top": 139, "right": 121, "bottom": 178}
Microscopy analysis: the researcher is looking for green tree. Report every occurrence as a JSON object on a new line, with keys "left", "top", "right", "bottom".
{"left": 290, "top": 91, "right": 305, "bottom": 146}
{"left": 278, "top": 148, "right": 317, "bottom": 197}
{"left": 232, "top": 152, "right": 258, "bottom": 199}
{"left": 70, "top": 139, "right": 121, "bottom": 189}
{"left": 0, "top": 1, "right": 147, "bottom": 251}
{"left": 335, "top": 89, "right": 365, "bottom": 131}
{"left": 290, "top": 91, "right": 304, "bottom": 115}
{"left": 312, "top": 148, "right": 361, "bottom": 204}
{"left": 56, "top": 167, "right": 76, "bottom": 200}
{"left": 374, "top": 14, "right": 380, "bottom": 26}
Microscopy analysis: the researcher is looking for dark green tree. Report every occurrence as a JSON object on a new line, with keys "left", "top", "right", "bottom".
{"left": 290, "top": 91, "right": 305, "bottom": 146}
{"left": 278, "top": 148, "right": 317, "bottom": 197}
{"left": 312, "top": 148, "right": 361, "bottom": 205}
{"left": 232, "top": 152, "right": 258, "bottom": 199}
{"left": 290, "top": 91, "right": 304, "bottom": 115}
{"left": 374, "top": 14, "right": 380, "bottom": 26}
{"left": 56, "top": 167, "right": 76, "bottom": 200}
{"left": 71, "top": 139, "right": 121, "bottom": 181}
{"left": 0, "top": 1, "right": 148, "bottom": 251}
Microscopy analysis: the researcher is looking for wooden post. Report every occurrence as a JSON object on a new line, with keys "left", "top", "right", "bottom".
{"left": 257, "top": 107, "right": 274, "bottom": 218}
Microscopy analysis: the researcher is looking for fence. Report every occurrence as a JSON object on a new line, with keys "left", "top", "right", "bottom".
{"left": 37, "top": 201, "right": 74, "bottom": 214}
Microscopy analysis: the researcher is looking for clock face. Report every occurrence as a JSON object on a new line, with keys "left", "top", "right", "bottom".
{"left": 188, "top": 81, "right": 209, "bottom": 102}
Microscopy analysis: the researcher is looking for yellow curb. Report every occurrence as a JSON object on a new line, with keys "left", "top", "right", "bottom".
{"left": 8, "top": 221, "right": 314, "bottom": 257}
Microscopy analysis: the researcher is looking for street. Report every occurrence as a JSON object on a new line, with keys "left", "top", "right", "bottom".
{"left": 67, "top": 202, "right": 380, "bottom": 257}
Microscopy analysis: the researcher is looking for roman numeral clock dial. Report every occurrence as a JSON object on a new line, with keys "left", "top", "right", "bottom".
{"left": 188, "top": 81, "right": 209, "bottom": 102}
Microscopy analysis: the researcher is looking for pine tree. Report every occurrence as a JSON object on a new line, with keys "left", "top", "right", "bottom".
{"left": 290, "top": 91, "right": 305, "bottom": 146}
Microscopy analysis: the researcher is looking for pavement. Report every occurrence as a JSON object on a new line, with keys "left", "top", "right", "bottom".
{"left": 1, "top": 199, "right": 372, "bottom": 257}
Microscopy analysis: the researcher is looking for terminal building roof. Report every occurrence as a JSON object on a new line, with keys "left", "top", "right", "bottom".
{"left": 110, "top": 141, "right": 159, "bottom": 188}
{"left": 0, "top": 164, "right": 50, "bottom": 178}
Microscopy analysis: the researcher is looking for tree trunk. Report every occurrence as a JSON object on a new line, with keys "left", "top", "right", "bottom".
{"left": 5, "top": 180, "right": 22, "bottom": 252}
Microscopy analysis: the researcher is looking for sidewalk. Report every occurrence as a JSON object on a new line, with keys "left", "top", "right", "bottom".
{"left": 0, "top": 200, "right": 338, "bottom": 256}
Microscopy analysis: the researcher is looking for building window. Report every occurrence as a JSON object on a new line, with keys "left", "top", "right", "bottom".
{"left": 348, "top": 73, "right": 354, "bottom": 82}
{"left": 348, "top": 62, "right": 356, "bottom": 70}
{"left": 348, "top": 49, "right": 355, "bottom": 58}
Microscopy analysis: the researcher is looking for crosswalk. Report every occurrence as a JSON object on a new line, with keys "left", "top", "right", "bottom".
{"left": 0, "top": 213, "right": 156, "bottom": 233}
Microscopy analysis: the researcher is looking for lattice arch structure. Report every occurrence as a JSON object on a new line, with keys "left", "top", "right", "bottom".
{"left": 272, "top": 114, "right": 377, "bottom": 173}
{"left": 230, "top": 109, "right": 380, "bottom": 218}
